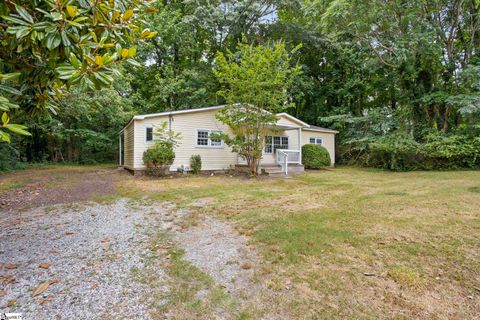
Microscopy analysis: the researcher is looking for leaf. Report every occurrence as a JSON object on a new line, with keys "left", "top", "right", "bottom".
{"left": 0, "top": 130, "right": 11, "bottom": 143}
{"left": 94, "top": 55, "right": 103, "bottom": 66}
{"left": 1, "top": 15, "right": 30, "bottom": 26}
{"left": 7, "top": 298, "right": 16, "bottom": 307}
{"left": 121, "top": 48, "right": 129, "bottom": 59}
{"left": 39, "top": 263, "right": 50, "bottom": 269}
{"left": 70, "top": 53, "right": 80, "bottom": 68}
{"left": 0, "top": 73, "right": 21, "bottom": 80}
{"left": 126, "top": 58, "right": 141, "bottom": 67}
{"left": 146, "top": 31, "right": 158, "bottom": 39}
{"left": 5, "top": 263, "right": 17, "bottom": 269}
{"left": 6, "top": 124, "right": 31, "bottom": 136}
{"left": 32, "top": 281, "right": 50, "bottom": 297}
{"left": 66, "top": 5, "right": 77, "bottom": 18}
{"left": 140, "top": 28, "right": 150, "bottom": 39}
{"left": 46, "top": 34, "right": 61, "bottom": 50}
{"left": 0, "top": 85, "right": 21, "bottom": 96}
{"left": 15, "top": 5, "right": 34, "bottom": 24}
{"left": 128, "top": 46, "right": 136, "bottom": 58}
{"left": 0, "top": 290, "right": 6, "bottom": 297}
{"left": 122, "top": 9, "right": 134, "bottom": 21}
{"left": 2, "top": 112, "right": 10, "bottom": 125}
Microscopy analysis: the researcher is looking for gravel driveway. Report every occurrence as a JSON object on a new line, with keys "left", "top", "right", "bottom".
{"left": 0, "top": 195, "right": 261, "bottom": 319}
{"left": 0, "top": 199, "right": 168, "bottom": 319}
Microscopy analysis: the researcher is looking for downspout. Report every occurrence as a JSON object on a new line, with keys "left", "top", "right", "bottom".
{"left": 298, "top": 127, "right": 302, "bottom": 164}
{"left": 118, "top": 133, "right": 122, "bottom": 167}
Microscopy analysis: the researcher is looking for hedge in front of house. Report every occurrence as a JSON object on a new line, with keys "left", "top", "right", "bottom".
{"left": 302, "top": 144, "right": 331, "bottom": 169}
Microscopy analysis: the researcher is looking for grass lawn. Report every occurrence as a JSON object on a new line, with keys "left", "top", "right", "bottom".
{"left": 119, "top": 167, "right": 480, "bottom": 319}
{"left": 1, "top": 165, "right": 478, "bottom": 318}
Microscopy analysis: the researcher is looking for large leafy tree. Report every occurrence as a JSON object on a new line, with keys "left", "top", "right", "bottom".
{"left": 0, "top": 0, "right": 157, "bottom": 142}
{"left": 213, "top": 40, "right": 301, "bottom": 175}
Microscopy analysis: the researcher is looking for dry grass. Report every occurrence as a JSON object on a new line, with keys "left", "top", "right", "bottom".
{"left": 3, "top": 166, "right": 478, "bottom": 318}
{"left": 118, "top": 167, "right": 480, "bottom": 319}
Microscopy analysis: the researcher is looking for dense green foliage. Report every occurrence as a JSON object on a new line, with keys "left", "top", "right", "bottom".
{"left": 3, "top": 0, "right": 480, "bottom": 171}
{"left": 190, "top": 155, "right": 202, "bottom": 174}
{"left": 367, "top": 132, "right": 480, "bottom": 171}
{"left": 143, "top": 143, "right": 175, "bottom": 176}
{"left": 0, "top": 0, "right": 156, "bottom": 143}
{"left": 214, "top": 41, "right": 301, "bottom": 175}
{"left": 302, "top": 144, "right": 331, "bottom": 169}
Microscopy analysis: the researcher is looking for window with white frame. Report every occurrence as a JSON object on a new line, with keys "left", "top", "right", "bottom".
{"left": 146, "top": 127, "right": 153, "bottom": 142}
{"left": 196, "top": 129, "right": 223, "bottom": 147}
{"left": 264, "top": 135, "right": 288, "bottom": 153}
{"left": 309, "top": 137, "right": 323, "bottom": 145}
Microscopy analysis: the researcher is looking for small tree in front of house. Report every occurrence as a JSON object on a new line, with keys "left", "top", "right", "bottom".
{"left": 143, "top": 122, "right": 181, "bottom": 176}
{"left": 213, "top": 40, "right": 301, "bottom": 175}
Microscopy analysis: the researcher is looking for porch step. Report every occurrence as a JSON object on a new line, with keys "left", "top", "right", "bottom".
{"left": 261, "top": 164, "right": 305, "bottom": 177}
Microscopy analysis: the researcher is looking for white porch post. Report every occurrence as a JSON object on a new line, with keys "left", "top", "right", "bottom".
{"left": 118, "top": 133, "right": 122, "bottom": 166}
{"left": 298, "top": 127, "right": 302, "bottom": 164}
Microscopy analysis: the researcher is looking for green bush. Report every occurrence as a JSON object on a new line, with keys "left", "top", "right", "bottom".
{"left": 143, "top": 142, "right": 175, "bottom": 176}
{"left": 302, "top": 144, "right": 331, "bottom": 169}
{"left": 0, "top": 144, "right": 26, "bottom": 172}
{"left": 366, "top": 132, "right": 480, "bottom": 171}
{"left": 190, "top": 154, "right": 202, "bottom": 174}
{"left": 367, "top": 134, "right": 424, "bottom": 171}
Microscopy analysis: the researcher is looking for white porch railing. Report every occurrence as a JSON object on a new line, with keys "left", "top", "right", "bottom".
{"left": 276, "top": 149, "right": 301, "bottom": 175}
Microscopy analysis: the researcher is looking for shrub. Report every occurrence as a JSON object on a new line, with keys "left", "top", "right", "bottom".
{"left": 190, "top": 155, "right": 202, "bottom": 174}
{"left": 367, "top": 134, "right": 424, "bottom": 171}
{"left": 143, "top": 142, "right": 175, "bottom": 176}
{"left": 365, "top": 131, "right": 480, "bottom": 171}
{"left": 302, "top": 144, "right": 331, "bottom": 169}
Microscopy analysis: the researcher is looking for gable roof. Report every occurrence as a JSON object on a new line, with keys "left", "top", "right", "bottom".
{"left": 276, "top": 112, "right": 311, "bottom": 127}
{"left": 120, "top": 105, "right": 226, "bottom": 132}
{"left": 133, "top": 105, "right": 226, "bottom": 120}
{"left": 119, "top": 105, "right": 338, "bottom": 134}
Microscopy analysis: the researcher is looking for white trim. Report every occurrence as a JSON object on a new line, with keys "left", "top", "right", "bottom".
{"left": 309, "top": 137, "right": 323, "bottom": 145}
{"left": 195, "top": 129, "right": 224, "bottom": 148}
{"left": 302, "top": 127, "right": 339, "bottom": 134}
{"left": 145, "top": 126, "right": 154, "bottom": 143}
{"left": 264, "top": 135, "right": 289, "bottom": 154}
{"left": 136, "top": 105, "right": 226, "bottom": 120}
{"left": 276, "top": 113, "right": 311, "bottom": 127}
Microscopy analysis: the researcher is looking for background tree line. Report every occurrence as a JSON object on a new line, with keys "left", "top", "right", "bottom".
{"left": 2, "top": 0, "right": 480, "bottom": 171}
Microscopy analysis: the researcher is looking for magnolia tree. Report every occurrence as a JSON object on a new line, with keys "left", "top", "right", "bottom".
{"left": 213, "top": 40, "right": 301, "bottom": 175}
{"left": 0, "top": 0, "right": 157, "bottom": 142}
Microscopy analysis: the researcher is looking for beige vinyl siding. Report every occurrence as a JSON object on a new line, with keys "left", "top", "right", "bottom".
{"left": 301, "top": 130, "right": 336, "bottom": 165}
{"left": 261, "top": 128, "right": 301, "bottom": 164}
{"left": 133, "top": 109, "right": 238, "bottom": 171}
{"left": 123, "top": 122, "right": 135, "bottom": 169}
{"left": 259, "top": 115, "right": 303, "bottom": 164}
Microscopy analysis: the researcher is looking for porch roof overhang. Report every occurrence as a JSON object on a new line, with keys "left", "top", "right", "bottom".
{"left": 266, "top": 124, "right": 302, "bottom": 131}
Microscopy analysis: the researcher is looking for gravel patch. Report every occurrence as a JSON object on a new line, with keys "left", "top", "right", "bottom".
{"left": 175, "top": 217, "right": 259, "bottom": 296}
{"left": 0, "top": 199, "right": 168, "bottom": 319}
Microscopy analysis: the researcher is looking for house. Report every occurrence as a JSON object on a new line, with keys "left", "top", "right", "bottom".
{"left": 118, "top": 105, "right": 338, "bottom": 175}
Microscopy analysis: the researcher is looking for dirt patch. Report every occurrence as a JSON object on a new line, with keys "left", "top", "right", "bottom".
{"left": 0, "top": 167, "right": 121, "bottom": 212}
{"left": 175, "top": 217, "right": 259, "bottom": 296}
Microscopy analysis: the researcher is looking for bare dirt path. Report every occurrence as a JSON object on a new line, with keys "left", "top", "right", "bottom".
{"left": 0, "top": 166, "right": 121, "bottom": 212}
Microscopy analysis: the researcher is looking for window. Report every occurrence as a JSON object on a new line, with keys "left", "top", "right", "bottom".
{"left": 146, "top": 127, "right": 153, "bottom": 142}
{"left": 264, "top": 135, "right": 289, "bottom": 154}
{"left": 197, "top": 130, "right": 209, "bottom": 146}
{"left": 309, "top": 137, "right": 323, "bottom": 145}
{"left": 265, "top": 136, "right": 273, "bottom": 153}
{"left": 196, "top": 129, "right": 223, "bottom": 147}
